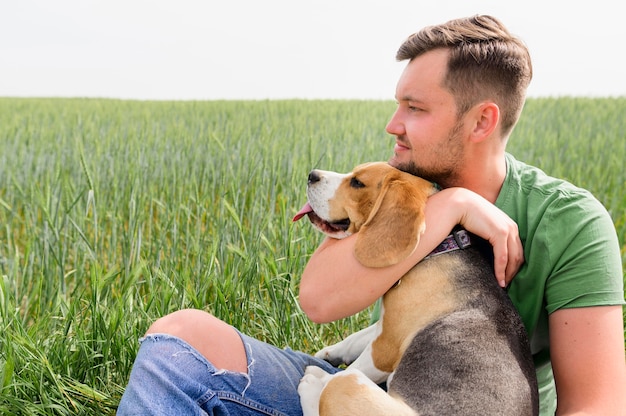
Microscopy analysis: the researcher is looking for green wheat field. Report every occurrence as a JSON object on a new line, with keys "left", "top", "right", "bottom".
{"left": 1, "top": 97, "right": 625, "bottom": 414}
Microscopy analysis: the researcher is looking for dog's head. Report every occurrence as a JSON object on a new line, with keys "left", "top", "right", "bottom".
{"left": 293, "top": 162, "right": 437, "bottom": 268}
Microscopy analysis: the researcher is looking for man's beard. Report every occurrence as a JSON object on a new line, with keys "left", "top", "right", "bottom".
{"left": 395, "top": 160, "right": 454, "bottom": 186}
{"left": 393, "top": 119, "right": 465, "bottom": 188}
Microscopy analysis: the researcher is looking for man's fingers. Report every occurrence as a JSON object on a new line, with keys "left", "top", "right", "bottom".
{"left": 492, "top": 224, "right": 524, "bottom": 287}
{"left": 507, "top": 233, "right": 525, "bottom": 284}
{"left": 493, "top": 239, "right": 509, "bottom": 287}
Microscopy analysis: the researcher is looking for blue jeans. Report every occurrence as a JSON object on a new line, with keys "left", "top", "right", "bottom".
{"left": 117, "top": 332, "right": 341, "bottom": 415}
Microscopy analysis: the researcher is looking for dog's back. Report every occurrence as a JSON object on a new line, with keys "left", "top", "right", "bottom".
{"left": 390, "top": 236, "right": 539, "bottom": 415}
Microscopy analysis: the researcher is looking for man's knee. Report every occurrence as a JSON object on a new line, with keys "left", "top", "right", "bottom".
{"left": 146, "top": 308, "right": 248, "bottom": 373}
{"left": 146, "top": 308, "right": 215, "bottom": 337}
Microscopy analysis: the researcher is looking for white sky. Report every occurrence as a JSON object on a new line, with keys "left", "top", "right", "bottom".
{"left": 1, "top": 0, "right": 625, "bottom": 100}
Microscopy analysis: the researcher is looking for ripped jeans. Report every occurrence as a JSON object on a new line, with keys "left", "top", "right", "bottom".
{"left": 116, "top": 332, "right": 341, "bottom": 415}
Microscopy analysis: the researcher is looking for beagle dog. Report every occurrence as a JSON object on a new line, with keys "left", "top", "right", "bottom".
{"left": 293, "top": 162, "right": 538, "bottom": 416}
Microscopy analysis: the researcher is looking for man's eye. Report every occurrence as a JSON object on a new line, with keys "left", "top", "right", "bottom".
{"left": 350, "top": 177, "right": 365, "bottom": 188}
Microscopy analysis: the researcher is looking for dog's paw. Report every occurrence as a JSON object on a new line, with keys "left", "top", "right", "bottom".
{"left": 298, "top": 366, "right": 332, "bottom": 416}
{"left": 314, "top": 347, "right": 331, "bottom": 360}
{"left": 315, "top": 346, "right": 345, "bottom": 366}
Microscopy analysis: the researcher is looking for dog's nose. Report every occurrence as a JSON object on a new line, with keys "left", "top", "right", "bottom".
{"left": 308, "top": 170, "right": 321, "bottom": 184}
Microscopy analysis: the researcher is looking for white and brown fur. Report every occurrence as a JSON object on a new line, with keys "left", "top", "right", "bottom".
{"left": 294, "top": 162, "right": 538, "bottom": 416}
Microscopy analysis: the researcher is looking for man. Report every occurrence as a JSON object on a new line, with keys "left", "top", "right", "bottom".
{"left": 118, "top": 15, "right": 626, "bottom": 415}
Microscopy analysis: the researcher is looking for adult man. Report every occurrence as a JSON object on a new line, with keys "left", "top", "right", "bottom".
{"left": 118, "top": 15, "right": 626, "bottom": 415}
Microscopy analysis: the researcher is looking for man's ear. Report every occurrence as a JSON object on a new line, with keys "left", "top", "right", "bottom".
{"left": 470, "top": 102, "right": 500, "bottom": 143}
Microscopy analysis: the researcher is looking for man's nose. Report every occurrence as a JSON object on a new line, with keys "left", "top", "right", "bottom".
{"left": 385, "top": 110, "right": 404, "bottom": 136}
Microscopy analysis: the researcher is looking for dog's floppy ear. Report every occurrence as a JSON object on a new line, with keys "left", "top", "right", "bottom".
{"left": 354, "top": 175, "right": 431, "bottom": 268}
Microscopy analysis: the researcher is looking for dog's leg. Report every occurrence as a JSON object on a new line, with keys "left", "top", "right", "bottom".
{"left": 299, "top": 367, "right": 416, "bottom": 416}
{"left": 344, "top": 342, "right": 391, "bottom": 385}
{"left": 299, "top": 366, "right": 334, "bottom": 416}
{"left": 317, "top": 369, "right": 418, "bottom": 416}
{"left": 316, "top": 319, "right": 390, "bottom": 384}
{"left": 315, "top": 323, "right": 380, "bottom": 366}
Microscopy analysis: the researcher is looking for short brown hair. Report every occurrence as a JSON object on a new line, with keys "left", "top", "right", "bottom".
{"left": 397, "top": 15, "right": 532, "bottom": 137}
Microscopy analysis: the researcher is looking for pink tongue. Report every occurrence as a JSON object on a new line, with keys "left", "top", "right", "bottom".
{"left": 292, "top": 202, "right": 313, "bottom": 222}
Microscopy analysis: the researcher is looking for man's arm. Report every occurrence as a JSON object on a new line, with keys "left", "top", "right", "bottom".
{"left": 299, "top": 187, "right": 523, "bottom": 323}
{"left": 550, "top": 305, "right": 626, "bottom": 415}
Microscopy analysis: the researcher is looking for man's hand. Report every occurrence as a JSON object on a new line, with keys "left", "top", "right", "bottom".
{"left": 430, "top": 188, "right": 524, "bottom": 287}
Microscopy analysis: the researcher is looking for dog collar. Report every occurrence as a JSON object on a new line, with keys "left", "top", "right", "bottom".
{"left": 426, "top": 229, "right": 472, "bottom": 259}
{"left": 390, "top": 229, "right": 472, "bottom": 290}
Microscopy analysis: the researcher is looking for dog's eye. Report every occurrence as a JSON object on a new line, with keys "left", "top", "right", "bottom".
{"left": 350, "top": 177, "right": 365, "bottom": 188}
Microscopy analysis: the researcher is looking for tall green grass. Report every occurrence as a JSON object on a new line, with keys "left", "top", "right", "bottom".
{"left": 0, "top": 97, "right": 624, "bottom": 414}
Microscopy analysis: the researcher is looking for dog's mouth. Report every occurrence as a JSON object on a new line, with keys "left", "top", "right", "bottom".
{"left": 293, "top": 202, "right": 351, "bottom": 237}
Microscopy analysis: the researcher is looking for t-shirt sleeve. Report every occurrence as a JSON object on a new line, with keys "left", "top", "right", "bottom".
{"left": 543, "top": 192, "right": 625, "bottom": 313}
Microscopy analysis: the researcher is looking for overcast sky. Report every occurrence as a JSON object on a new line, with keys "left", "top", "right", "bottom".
{"left": 1, "top": 0, "right": 624, "bottom": 100}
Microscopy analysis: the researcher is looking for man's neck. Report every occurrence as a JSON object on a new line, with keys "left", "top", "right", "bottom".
{"left": 453, "top": 153, "right": 507, "bottom": 204}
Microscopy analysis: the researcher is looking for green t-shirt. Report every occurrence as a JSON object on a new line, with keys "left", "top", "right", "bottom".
{"left": 497, "top": 153, "right": 625, "bottom": 415}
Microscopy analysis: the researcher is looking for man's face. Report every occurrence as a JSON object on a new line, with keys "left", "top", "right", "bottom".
{"left": 386, "top": 48, "right": 468, "bottom": 188}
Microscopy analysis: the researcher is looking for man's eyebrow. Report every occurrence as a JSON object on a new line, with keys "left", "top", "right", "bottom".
{"left": 398, "top": 95, "right": 423, "bottom": 103}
